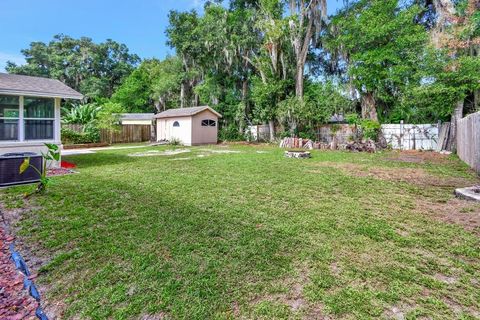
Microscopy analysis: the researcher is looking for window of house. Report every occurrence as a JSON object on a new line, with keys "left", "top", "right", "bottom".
{"left": 0, "top": 95, "right": 19, "bottom": 141}
{"left": 24, "top": 97, "right": 55, "bottom": 140}
{"left": 173, "top": 121, "right": 180, "bottom": 127}
{"left": 201, "top": 119, "right": 216, "bottom": 127}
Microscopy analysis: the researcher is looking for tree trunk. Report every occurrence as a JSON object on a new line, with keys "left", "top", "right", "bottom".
{"left": 446, "top": 99, "right": 464, "bottom": 152}
{"left": 474, "top": 89, "right": 480, "bottom": 111}
{"left": 242, "top": 79, "right": 248, "bottom": 105}
{"left": 155, "top": 99, "right": 166, "bottom": 113}
{"left": 295, "top": 62, "right": 305, "bottom": 98}
{"left": 151, "top": 119, "right": 157, "bottom": 142}
{"left": 238, "top": 80, "right": 249, "bottom": 135}
{"left": 268, "top": 119, "right": 275, "bottom": 141}
{"left": 180, "top": 83, "right": 186, "bottom": 108}
{"left": 193, "top": 93, "right": 199, "bottom": 107}
{"left": 361, "top": 92, "right": 378, "bottom": 121}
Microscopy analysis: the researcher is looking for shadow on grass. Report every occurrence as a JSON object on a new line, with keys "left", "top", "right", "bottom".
{"left": 63, "top": 152, "right": 136, "bottom": 169}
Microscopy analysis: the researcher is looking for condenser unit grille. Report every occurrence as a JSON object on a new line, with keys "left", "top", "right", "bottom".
{"left": 0, "top": 152, "right": 43, "bottom": 187}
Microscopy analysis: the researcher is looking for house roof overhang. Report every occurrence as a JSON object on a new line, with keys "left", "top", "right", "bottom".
{"left": 0, "top": 73, "right": 83, "bottom": 100}
{"left": 154, "top": 106, "right": 222, "bottom": 119}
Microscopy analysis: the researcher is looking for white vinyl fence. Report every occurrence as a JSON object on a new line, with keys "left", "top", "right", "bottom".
{"left": 381, "top": 122, "right": 439, "bottom": 150}
{"left": 457, "top": 112, "right": 480, "bottom": 174}
{"left": 247, "top": 124, "right": 271, "bottom": 141}
{"left": 248, "top": 121, "right": 443, "bottom": 151}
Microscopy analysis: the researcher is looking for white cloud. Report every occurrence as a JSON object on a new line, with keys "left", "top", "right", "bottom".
{"left": 191, "top": 0, "right": 202, "bottom": 9}
{"left": 0, "top": 52, "right": 25, "bottom": 72}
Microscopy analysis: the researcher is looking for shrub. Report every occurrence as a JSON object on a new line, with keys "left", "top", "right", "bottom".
{"left": 219, "top": 124, "right": 243, "bottom": 141}
{"left": 298, "top": 126, "right": 316, "bottom": 140}
{"left": 61, "top": 127, "right": 100, "bottom": 145}
{"left": 168, "top": 137, "right": 183, "bottom": 146}
{"left": 345, "top": 113, "right": 360, "bottom": 125}
{"left": 360, "top": 119, "right": 381, "bottom": 141}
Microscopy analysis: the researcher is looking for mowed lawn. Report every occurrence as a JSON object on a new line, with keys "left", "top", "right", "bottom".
{"left": 1, "top": 145, "right": 480, "bottom": 319}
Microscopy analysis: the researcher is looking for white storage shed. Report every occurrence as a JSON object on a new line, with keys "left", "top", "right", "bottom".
{"left": 154, "top": 106, "right": 222, "bottom": 146}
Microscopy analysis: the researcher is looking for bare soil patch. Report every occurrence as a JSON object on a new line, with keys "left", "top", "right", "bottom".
{"left": 47, "top": 168, "right": 77, "bottom": 177}
{"left": 249, "top": 266, "right": 328, "bottom": 319}
{"left": 128, "top": 149, "right": 191, "bottom": 157}
{"left": 384, "top": 150, "right": 451, "bottom": 164}
{"left": 415, "top": 198, "right": 480, "bottom": 234}
{"left": 310, "top": 162, "right": 473, "bottom": 188}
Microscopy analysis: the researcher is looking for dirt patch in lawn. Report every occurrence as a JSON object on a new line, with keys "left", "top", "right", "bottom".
{"left": 310, "top": 162, "right": 473, "bottom": 188}
{"left": 198, "top": 149, "right": 241, "bottom": 154}
{"left": 128, "top": 149, "right": 191, "bottom": 157}
{"left": 249, "top": 266, "right": 329, "bottom": 319}
{"left": 384, "top": 150, "right": 452, "bottom": 164}
{"left": 414, "top": 198, "right": 480, "bottom": 234}
{"left": 47, "top": 168, "right": 77, "bottom": 177}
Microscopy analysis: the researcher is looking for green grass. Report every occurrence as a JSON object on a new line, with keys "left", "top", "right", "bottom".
{"left": 2, "top": 145, "right": 479, "bottom": 319}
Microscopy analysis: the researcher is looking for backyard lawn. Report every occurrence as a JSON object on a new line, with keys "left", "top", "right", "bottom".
{"left": 1, "top": 144, "right": 479, "bottom": 319}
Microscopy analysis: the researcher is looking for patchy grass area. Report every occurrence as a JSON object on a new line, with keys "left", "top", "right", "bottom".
{"left": 1, "top": 145, "right": 479, "bottom": 319}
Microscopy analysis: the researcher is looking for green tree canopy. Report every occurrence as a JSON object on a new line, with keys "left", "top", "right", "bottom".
{"left": 6, "top": 34, "right": 140, "bottom": 100}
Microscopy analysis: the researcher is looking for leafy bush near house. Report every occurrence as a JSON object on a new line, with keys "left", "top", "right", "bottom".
{"left": 62, "top": 103, "right": 101, "bottom": 125}
{"left": 61, "top": 127, "right": 100, "bottom": 145}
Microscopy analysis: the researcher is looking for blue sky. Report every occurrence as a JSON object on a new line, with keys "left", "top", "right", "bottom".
{"left": 0, "top": 0, "right": 344, "bottom": 71}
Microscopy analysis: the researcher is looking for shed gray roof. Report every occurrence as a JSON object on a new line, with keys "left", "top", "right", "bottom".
{"left": 154, "top": 106, "right": 222, "bottom": 119}
{"left": 0, "top": 73, "right": 83, "bottom": 99}
{"left": 120, "top": 113, "right": 154, "bottom": 121}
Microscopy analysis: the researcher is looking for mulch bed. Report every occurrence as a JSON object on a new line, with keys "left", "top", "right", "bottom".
{"left": 47, "top": 168, "right": 76, "bottom": 177}
{"left": 0, "top": 227, "right": 38, "bottom": 320}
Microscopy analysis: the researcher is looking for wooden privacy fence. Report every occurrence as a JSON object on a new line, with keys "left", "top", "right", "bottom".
{"left": 457, "top": 112, "right": 480, "bottom": 174}
{"left": 63, "top": 124, "right": 151, "bottom": 144}
{"left": 100, "top": 125, "right": 151, "bottom": 144}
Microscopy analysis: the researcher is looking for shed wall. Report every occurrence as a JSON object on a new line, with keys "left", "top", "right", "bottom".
{"left": 191, "top": 110, "right": 219, "bottom": 145}
{"left": 156, "top": 117, "right": 192, "bottom": 145}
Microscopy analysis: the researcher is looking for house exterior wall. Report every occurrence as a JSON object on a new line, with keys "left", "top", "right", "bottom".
{"left": 191, "top": 110, "right": 219, "bottom": 145}
{"left": 0, "top": 96, "right": 62, "bottom": 167}
{"left": 156, "top": 117, "right": 193, "bottom": 146}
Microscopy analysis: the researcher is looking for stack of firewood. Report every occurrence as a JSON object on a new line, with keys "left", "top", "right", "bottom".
{"left": 345, "top": 139, "right": 377, "bottom": 153}
{"left": 279, "top": 137, "right": 314, "bottom": 149}
{"left": 280, "top": 137, "right": 379, "bottom": 153}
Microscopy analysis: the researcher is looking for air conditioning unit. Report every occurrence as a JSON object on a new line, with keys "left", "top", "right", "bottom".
{"left": 0, "top": 152, "right": 43, "bottom": 187}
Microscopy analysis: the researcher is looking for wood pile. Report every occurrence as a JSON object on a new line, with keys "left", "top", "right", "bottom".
{"left": 436, "top": 122, "right": 452, "bottom": 151}
{"left": 345, "top": 139, "right": 377, "bottom": 153}
{"left": 284, "top": 150, "right": 311, "bottom": 158}
{"left": 279, "top": 137, "right": 314, "bottom": 149}
{"left": 280, "top": 137, "right": 379, "bottom": 153}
